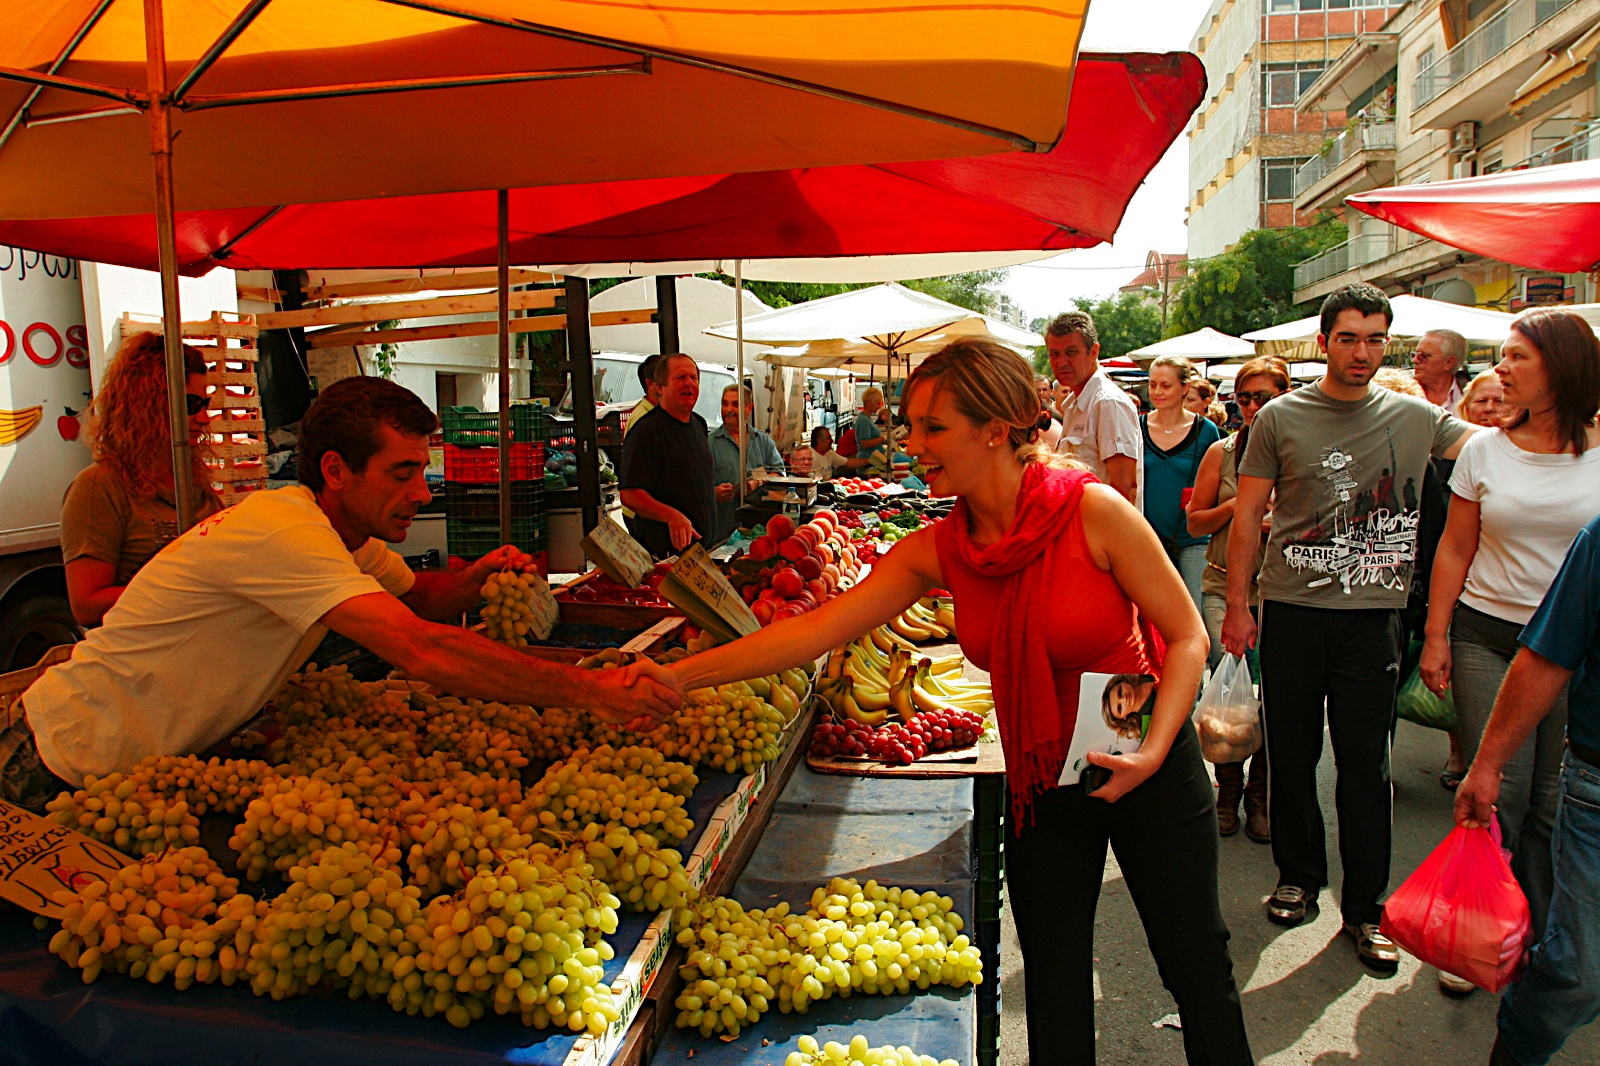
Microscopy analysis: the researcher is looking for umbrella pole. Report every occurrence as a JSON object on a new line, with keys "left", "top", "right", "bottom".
{"left": 735, "top": 260, "right": 747, "bottom": 515}
{"left": 144, "top": 0, "right": 193, "bottom": 532}
{"left": 496, "top": 189, "right": 511, "bottom": 547}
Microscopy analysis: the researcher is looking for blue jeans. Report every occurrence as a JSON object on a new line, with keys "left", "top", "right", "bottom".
{"left": 1164, "top": 541, "right": 1207, "bottom": 616}
{"left": 1499, "top": 750, "right": 1600, "bottom": 1065}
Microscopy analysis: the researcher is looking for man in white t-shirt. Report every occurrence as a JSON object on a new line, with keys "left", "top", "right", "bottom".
{"left": 1045, "top": 310, "right": 1142, "bottom": 506}
{"left": 6, "top": 378, "right": 681, "bottom": 803}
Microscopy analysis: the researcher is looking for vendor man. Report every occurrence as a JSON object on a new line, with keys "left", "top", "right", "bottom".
{"left": 620, "top": 353, "right": 716, "bottom": 559}
{"left": 708, "top": 384, "right": 784, "bottom": 545}
{"left": 0, "top": 377, "right": 682, "bottom": 809}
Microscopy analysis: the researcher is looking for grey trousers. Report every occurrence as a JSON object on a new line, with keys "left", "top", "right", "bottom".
{"left": 1451, "top": 602, "right": 1567, "bottom": 938}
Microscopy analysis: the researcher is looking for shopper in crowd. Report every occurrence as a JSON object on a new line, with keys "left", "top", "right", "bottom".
{"left": 1421, "top": 308, "right": 1600, "bottom": 946}
{"left": 620, "top": 354, "right": 717, "bottom": 558}
{"left": 1412, "top": 328, "right": 1466, "bottom": 410}
{"left": 1, "top": 377, "right": 681, "bottom": 812}
{"left": 624, "top": 353, "right": 664, "bottom": 436}
{"left": 1034, "top": 373, "right": 1064, "bottom": 450}
{"left": 1458, "top": 368, "right": 1510, "bottom": 425}
{"left": 62, "top": 332, "right": 223, "bottom": 628}
{"left": 1223, "top": 282, "right": 1473, "bottom": 970}
{"left": 853, "top": 386, "right": 887, "bottom": 459}
{"left": 1142, "top": 355, "right": 1220, "bottom": 611}
{"left": 1188, "top": 355, "right": 1290, "bottom": 842}
{"left": 708, "top": 384, "right": 785, "bottom": 545}
{"left": 1458, "top": 512, "right": 1600, "bottom": 1066}
{"left": 1186, "top": 376, "right": 1218, "bottom": 418}
{"left": 1205, "top": 401, "right": 1229, "bottom": 429}
{"left": 796, "top": 425, "right": 855, "bottom": 480}
{"left": 675, "top": 338, "right": 1253, "bottom": 1066}
{"left": 1047, "top": 310, "right": 1142, "bottom": 505}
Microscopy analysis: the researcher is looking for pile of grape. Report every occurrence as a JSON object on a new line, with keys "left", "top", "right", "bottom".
{"left": 864, "top": 710, "right": 986, "bottom": 766}
{"left": 513, "top": 745, "right": 697, "bottom": 846}
{"left": 480, "top": 569, "right": 557, "bottom": 647}
{"left": 808, "top": 719, "right": 876, "bottom": 759}
{"left": 785, "top": 1034, "right": 961, "bottom": 1066}
{"left": 671, "top": 877, "right": 983, "bottom": 1039}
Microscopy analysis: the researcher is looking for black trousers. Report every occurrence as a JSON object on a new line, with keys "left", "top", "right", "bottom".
{"left": 1005, "top": 724, "right": 1253, "bottom": 1066}
{"left": 1258, "top": 600, "right": 1404, "bottom": 925}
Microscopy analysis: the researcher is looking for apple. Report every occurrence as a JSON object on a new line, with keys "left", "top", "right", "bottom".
{"left": 747, "top": 535, "right": 777, "bottom": 562}
{"left": 805, "top": 578, "right": 828, "bottom": 601}
{"left": 751, "top": 599, "right": 776, "bottom": 625}
{"left": 771, "top": 567, "right": 805, "bottom": 599}
{"left": 779, "top": 537, "right": 809, "bottom": 562}
{"left": 58, "top": 406, "right": 80, "bottom": 441}
{"left": 766, "top": 515, "right": 795, "bottom": 542}
{"left": 795, "top": 555, "right": 823, "bottom": 582}
{"left": 813, "top": 508, "right": 838, "bottom": 526}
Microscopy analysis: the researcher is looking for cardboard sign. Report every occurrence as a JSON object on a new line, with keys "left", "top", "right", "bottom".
{"left": 0, "top": 799, "right": 134, "bottom": 917}
{"left": 660, "top": 544, "right": 761, "bottom": 642}
{"left": 581, "top": 517, "right": 653, "bottom": 588}
{"left": 525, "top": 573, "right": 560, "bottom": 641}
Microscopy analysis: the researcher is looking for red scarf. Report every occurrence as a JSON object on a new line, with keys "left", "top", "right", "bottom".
{"left": 942, "top": 463, "right": 1094, "bottom": 827}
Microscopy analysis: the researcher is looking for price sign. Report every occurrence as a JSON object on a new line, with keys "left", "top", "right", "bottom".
{"left": 661, "top": 544, "right": 760, "bottom": 641}
{"left": 525, "top": 573, "right": 560, "bottom": 641}
{"left": 582, "top": 517, "right": 653, "bottom": 588}
{"left": 0, "top": 799, "right": 133, "bottom": 917}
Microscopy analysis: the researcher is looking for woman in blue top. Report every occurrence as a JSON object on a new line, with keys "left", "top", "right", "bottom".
{"left": 1142, "top": 355, "right": 1221, "bottom": 611}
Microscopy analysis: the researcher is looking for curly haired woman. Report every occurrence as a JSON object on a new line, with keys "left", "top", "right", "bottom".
{"left": 61, "top": 332, "right": 221, "bottom": 627}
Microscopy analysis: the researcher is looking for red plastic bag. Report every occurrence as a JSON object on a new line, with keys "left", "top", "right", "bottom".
{"left": 1381, "top": 822, "right": 1533, "bottom": 993}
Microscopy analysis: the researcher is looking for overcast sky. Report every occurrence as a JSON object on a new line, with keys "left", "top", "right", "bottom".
{"left": 1000, "top": 0, "right": 1215, "bottom": 321}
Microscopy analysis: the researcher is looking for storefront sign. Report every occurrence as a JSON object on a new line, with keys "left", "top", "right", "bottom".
{"left": 0, "top": 799, "right": 132, "bottom": 917}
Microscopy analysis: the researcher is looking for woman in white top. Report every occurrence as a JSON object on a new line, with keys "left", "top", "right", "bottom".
{"left": 1421, "top": 307, "right": 1600, "bottom": 940}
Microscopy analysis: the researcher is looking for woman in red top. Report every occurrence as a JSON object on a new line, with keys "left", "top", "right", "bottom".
{"left": 674, "top": 339, "right": 1252, "bottom": 1065}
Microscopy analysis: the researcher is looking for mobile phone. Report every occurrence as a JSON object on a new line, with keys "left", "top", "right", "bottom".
{"left": 1080, "top": 763, "right": 1113, "bottom": 798}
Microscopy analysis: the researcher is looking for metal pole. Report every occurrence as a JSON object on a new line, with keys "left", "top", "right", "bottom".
{"left": 565, "top": 277, "right": 601, "bottom": 533}
{"left": 655, "top": 274, "right": 679, "bottom": 354}
{"left": 734, "top": 260, "right": 747, "bottom": 504}
{"left": 145, "top": 0, "right": 193, "bottom": 532}
{"left": 496, "top": 189, "right": 511, "bottom": 546}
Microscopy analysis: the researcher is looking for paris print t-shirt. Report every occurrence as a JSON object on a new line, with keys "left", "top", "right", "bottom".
{"left": 1239, "top": 382, "right": 1469, "bottom": 609}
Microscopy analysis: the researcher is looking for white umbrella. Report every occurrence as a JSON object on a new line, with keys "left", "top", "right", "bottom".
{"left": 1209, "top": 362, "right": 1326, "bottom": 387}
{"left": 1129, "top": 327, "right": 1255, "bottom": 366}
{"left": 1241, "top": 294, "right": 1516, "bottom": 355}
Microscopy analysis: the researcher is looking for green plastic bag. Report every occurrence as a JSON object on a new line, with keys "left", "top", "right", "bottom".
{"left": 1396, "top": 664, "right": 1458, "bottom": 732}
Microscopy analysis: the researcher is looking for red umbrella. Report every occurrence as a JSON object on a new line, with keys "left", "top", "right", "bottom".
{"left": 0, "top": 53, "right": 1202, "bottom": 273}
{"left": 1346, "top": 159, "right": 1600, "bottom": 273}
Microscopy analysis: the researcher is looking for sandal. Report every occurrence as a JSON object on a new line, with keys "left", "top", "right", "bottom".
{"left": 1440, "top": 769, "right": 1465, "bottom": 791}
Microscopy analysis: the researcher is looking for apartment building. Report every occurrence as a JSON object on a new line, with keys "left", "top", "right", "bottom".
{"left": 1186, "top": 0, "right": 1406, "bottom": 259}
{"left": 1291, "top": 0, "right": 1600, "bottom": 307}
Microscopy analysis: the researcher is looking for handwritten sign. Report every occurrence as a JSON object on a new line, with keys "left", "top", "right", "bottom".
{"left": 525, "top": 573, "right": 560, "bottom": 641}
{"left": 0, "top": 799, "right": 133, "bottom": 917}
{"left": 660, "top": 544, "right": 760, "bottom": 642}
{"left": 582, "top": 517, "right": 653, "bottom": 588}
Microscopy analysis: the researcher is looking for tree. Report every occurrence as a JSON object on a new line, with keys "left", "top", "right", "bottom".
{"left": 1027, "top": 294, "right": 1160, "bottom": 374}
{"left": 590, "top": 271, "right": 1007, "bottom": 314}
{"left": 1165, "top": 219, "right": 1347, "bottom": 338}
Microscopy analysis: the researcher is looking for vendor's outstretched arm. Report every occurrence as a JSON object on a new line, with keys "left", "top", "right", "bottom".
{"left": 321, "top": 592, "right": 682, "bottom": 725}
{"left": 671, "top": 529, "right": 940, "bottom": 690}
{"left": 402, "top": 545, "right": 537, "bottom": 621}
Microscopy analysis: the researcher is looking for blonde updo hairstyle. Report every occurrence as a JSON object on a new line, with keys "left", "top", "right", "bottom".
{"left": 901, "top": 337, "right": 1075, "bottom": 467}
{"left": 1147, "top": 354, "right": 1199, "bottom": 388}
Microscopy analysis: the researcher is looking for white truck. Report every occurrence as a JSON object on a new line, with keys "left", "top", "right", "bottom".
{"left": 0, "top": 246, "right": 94, "bottom": 668}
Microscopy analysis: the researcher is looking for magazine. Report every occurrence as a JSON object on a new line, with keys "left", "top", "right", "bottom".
{"left": 1057, "top": 671, "right": 1157, "bottom": 786}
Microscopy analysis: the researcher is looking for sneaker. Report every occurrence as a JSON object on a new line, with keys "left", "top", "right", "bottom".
{"left": 1266, "top": 885, "right": 1316, "bottom": 926}
{"left": 1344, "top": 922, "right": 1400, "bottom": 972}
{"left": 1438, "top": 969, "right": 1476, "bottom": 995}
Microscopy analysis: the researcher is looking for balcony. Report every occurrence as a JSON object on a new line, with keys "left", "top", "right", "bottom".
{"left": 1291, "top": 221, "right": 1456, "bottom": 304}
{"left": 1293, "top": 121, "right": 1398, "bottom": 210}
{"left": 1516, "top": 116, "right": 1600, "bottom": 166}
{"left": 1411, "top": 0, "right": 1594, "bottom": 129}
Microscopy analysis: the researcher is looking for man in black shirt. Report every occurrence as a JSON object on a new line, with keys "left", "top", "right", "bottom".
{"left": 620, "top": 354, "right": 716, "bottom": 559}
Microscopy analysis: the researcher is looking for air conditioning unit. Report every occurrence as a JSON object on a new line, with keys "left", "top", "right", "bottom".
{"left": 1450, "top": 121, "right": 1478, "bottom": 154}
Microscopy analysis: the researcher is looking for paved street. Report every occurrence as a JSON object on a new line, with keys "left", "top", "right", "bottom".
{"left": 998, "top": 718, "right": 1600, "bottom": 1066}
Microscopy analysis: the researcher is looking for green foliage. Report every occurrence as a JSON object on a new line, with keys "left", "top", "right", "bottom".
{"left": 369, "top": 320, "right": 399, "bottom": 379}
{"left": 1068, "top": 293, "right": 1162, "bottom": 360}
{"left": 1165, "top": 219, "right": 1348, "bottom": 338}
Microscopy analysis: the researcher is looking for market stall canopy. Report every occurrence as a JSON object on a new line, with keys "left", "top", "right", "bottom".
{"left": 1240, "top": 294, "right": 1517, "bottom": 354}
{"left": 0, "top": 0, "right": 1092, "bottom": 220}
{"left": 1128, "top": 327, "right": 1254, "bottom": 365}
{"left": 1209, "top": 362, "right": 1325, "bottom": 386}
{"left": 0, "top": 52, "right": 1203, "bottom": 273}
{"left": 1346, "top": 160, "right": 1600, "bottom": 273}
{"left": 711, "top": 282, "right": 1041, "bottom": 371}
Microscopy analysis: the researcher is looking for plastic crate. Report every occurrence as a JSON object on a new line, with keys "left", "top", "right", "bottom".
{"left": 444, "top": 481, "right": 545, "bottom": 522}
{"left": 542, "top": 410, "right": 622, "bottom": 448}
{"left": 441, "top": 404, "right": 543, "bottom": 445}
{"left": 447, "top": 516, "right": 548, "bottom": 561}
{"left": 443, "top": 441, "right": 546, "bottom": 484}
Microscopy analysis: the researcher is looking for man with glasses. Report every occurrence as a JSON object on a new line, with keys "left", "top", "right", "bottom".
{"left": 1222, "top": 283, "right": 1475, "bottom": 970}
{"left": 1413, "top": 329, "right": 1466, "bottom": 411}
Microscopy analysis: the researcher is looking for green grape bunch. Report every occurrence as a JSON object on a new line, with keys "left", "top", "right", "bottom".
{"left": 786, "top": 1033, "right": 961, "bottom": 1066}
{"left": 480, "top": 570, "right": 556, "bottom": 647}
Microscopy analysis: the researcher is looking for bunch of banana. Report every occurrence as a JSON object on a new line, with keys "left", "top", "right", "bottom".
{"left": 0, "top": 406, "right": 43, "bottom": 447}
{"left": 887, "top": 596, "right": 957, "bottom": 644}
{"left": 816, "top": 629, "right": 991, "bottom": 727}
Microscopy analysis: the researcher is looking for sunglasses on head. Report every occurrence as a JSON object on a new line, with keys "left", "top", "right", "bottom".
{"left": 1236, "top": 390, "right": 1278, "bottom": 408}
{"left": 185, "top": 394, "right": 209, "bottom": 416}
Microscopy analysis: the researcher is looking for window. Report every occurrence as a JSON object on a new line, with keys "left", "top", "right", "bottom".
{"left": 1262, "top": 62, "right": 1328, "bottom": 106}
{"left": 1269, "top": 0, "right": 1393, "bottom": 9}
{"left": 1263, "top": 157, "right": 1312, "bottom": 201}
{"left": 1416, "top": 46, "right": 1435, "bottom": 74}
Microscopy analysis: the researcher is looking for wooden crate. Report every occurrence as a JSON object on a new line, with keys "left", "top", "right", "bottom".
{"left": 120, "top": 312, "right": 266, "bottom": 507}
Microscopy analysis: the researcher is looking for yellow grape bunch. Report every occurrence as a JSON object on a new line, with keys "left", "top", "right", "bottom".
{"left": 787, "top": 1034, "right": 961, "bottom": 1066}
{"left": 480, "top": 569, "right": 557, "bottom": 647}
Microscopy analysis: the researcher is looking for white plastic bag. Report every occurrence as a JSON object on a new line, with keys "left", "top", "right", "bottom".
{"left": 1194, "top": 653, "right": 1262, "bottom": 764}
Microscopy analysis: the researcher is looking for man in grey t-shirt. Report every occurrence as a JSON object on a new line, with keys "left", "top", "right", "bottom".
{"left": 1222, "top": 283, "right": 1474, "bottom": 970}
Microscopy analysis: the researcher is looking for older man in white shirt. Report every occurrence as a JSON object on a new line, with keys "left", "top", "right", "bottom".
{"left": 1045, "top": 310, "right": 1142, "bottom": 506}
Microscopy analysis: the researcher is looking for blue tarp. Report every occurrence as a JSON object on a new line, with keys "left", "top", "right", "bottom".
{"left": 0, "top": 769, "right": 747, "bottom": 1066}
{"left": 652, "top": 768, "right": 977, "bottom": 1066}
